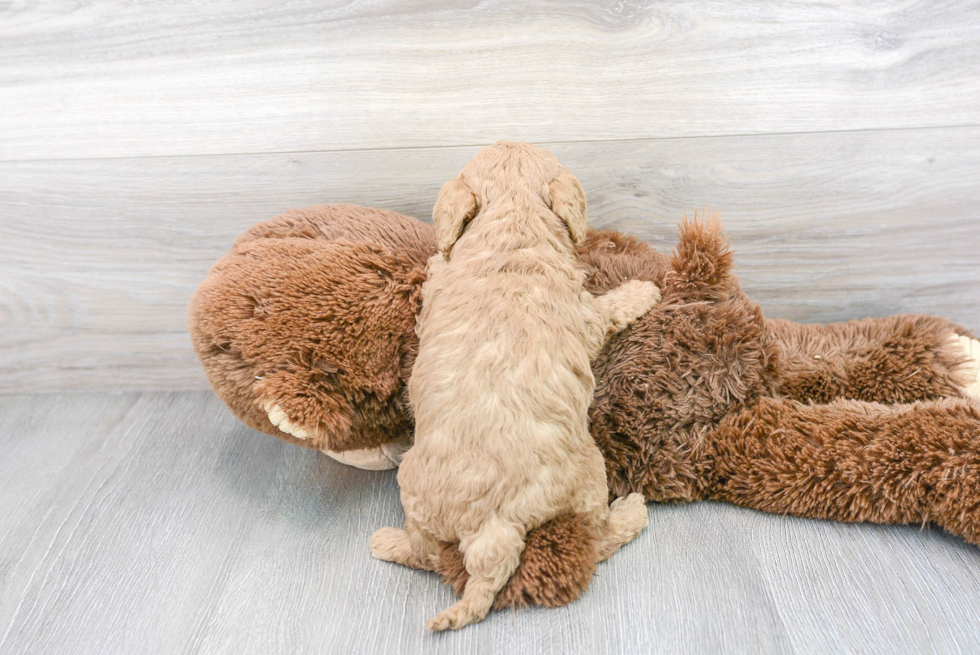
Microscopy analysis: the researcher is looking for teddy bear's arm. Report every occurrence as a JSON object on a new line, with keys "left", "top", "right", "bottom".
{"left": 766, "top": 315, "right": 980, "bottom": 404}
{"left": 707, "top": 395, "right": 980, "bottom": 546}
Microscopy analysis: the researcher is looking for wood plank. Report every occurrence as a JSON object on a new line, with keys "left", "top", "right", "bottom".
{"left": 2, "top": 127, "right": 978, "bottom": 393}
{"left": 0, "top": 392, "right": 289, "bottom": 654}
{"left": 1, "top": 1, "right": 980, "bottom": 160}
{"left": 0, "top": 393, "right": 139, "bottom": 561}
{"left": 744, "top": 511, "right": 980, "bottom": 653}
{"left": 3, "top": 391, "right": 980, "bottom": 653}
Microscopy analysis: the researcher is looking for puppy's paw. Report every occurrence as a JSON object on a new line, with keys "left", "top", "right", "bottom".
{"left": 628, "top": 279, "right": 663, "bottom": 313}
{"left": 370, "top": 527, "right": 408, "bottom": 562}
{"left": 609, "top": 492, "right": 644, "bottom": 512}
{"left": 265, "top": 402, "right": 312, "bottom": 440}
{"left": 950, "top": 334, "right": 980, "bottom": 400}
{"left": 425, "top": 601, "right": 486, "bottom": 632}
{"left": 597, "top": 493, "right": 649, "bottom": 561}
{"left": 609, "top": 492, "right": 649, "bottom": 540}
{"left": 610, "top": 279, "right": 661, "bottom": 328}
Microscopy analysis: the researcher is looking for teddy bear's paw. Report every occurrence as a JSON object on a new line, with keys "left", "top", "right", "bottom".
{"left": 950, "top": 334, "right": 980, "bottom": 400}
{"left": 265, "top": 403, "right": 312, "bottom": 440}
{"left": 320, "top": 437, "right": 408, "bottom": 471}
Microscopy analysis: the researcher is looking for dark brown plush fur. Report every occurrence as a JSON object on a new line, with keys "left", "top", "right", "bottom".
{"left": 189, "top": 204, "right": 980, "bottom": 611}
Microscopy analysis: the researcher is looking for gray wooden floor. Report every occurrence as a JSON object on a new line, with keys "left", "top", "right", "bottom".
{"left": 3, "top": 1, "right": 980, "bottom": 652}
{"left": 3, "top": 391, "right": 980, "bottom": 655}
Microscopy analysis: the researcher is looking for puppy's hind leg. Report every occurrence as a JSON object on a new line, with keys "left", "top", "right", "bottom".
{"left": 595, "top": 493, "right": 649, "bottom": 562}
{"left": 426, "top": 517, "right": 525, "bottom": 631}
{"left": 371, "top": 518, "right": 440, "bottom": 571}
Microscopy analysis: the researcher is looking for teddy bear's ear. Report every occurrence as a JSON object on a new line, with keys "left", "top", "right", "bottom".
{"left": 546, "top": 169, "right": 587, "bottom": 247}
{"left": 433, "top": 176, "right": 478, "bottom": 258}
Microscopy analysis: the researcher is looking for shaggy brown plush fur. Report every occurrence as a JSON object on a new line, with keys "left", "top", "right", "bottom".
{"left": 769, "top": 315, "right": 971, "bottom": 404}
{"left": 708, "top": 396, "right": 980, "bottom": 542}
{"left": 189, "top": 204, "right": 980, "bottom": 611}
{"left": 587, "top": 219, "right": 780, "bottom": 504}
{"left": 189, "top": 205, "right": 431, "bottom": 452}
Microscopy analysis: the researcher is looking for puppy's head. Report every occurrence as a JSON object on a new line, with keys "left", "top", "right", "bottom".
{"left": 433, "top": 141, "right": 588, "bottom": 258}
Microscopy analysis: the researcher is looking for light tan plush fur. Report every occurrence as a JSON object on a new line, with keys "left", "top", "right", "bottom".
{"left": 370, "top": 142, "right": 661, "bottom": 631}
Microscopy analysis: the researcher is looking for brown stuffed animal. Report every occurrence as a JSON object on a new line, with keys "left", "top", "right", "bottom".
{"left": 188, "top": 204, "right": 980, "bottom": 610}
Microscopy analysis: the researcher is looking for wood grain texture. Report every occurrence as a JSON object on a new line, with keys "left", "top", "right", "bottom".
{"left": 748, "top": 514, "right": 980, "bottom": 654}
{"left": 2, "top": 0, "right": 980, "bottom": 160}
{"left": 3, "top": 391, "right": 980, "bottom": 654}
{"left": 5, "top": 3, "right": 980, "bottom": 651}
{"left": 2, "top": 128, "right": 978, "bottom": 393}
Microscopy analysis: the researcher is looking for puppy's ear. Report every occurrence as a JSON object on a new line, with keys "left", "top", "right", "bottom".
{"left": 433, "top": 176, "right": 478, "bottom": 258}
{"left": 546, "top": 170, "right": 587, "bottom": 247}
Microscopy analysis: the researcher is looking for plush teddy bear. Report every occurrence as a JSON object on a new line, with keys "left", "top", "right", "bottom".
{"left": 189, "top": 203, "right": 980, "bottom": 610}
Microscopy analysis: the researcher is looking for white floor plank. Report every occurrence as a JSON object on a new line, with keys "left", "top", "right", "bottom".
{"left": 746, "top": 512, "right": 980, "bottom": 654}
{"left": 2, "top": 392, "right": 980, "bottom": 654}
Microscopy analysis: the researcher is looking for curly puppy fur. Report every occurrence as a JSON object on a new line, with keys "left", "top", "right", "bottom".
{"left": 189, "top": 204, "right": 980, "bottom": 611}
{"left": 435, "top": 513, "right": 598, "bottom": 610}
{"left": 370, "top": 143, "right": 658, "bottom": 631}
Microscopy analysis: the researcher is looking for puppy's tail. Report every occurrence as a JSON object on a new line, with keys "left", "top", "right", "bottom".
{"left": 435, "top": 513, "right": 598, "bottom": 609}
{"left": 667, "top": 210, "right": 735, "bottom": 301}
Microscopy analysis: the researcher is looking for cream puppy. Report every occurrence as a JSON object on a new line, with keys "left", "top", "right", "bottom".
{"left": 371, "top": 142, "right": 661, "bottom": 631}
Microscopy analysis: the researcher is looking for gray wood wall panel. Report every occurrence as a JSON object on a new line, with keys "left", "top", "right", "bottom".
{"left": 2, "top": 128, "right": 978, "bottom": 393}
{"left": 2, "top": 1, "right": 980, "bottom": 160}
{"left": 3, "top": 391, "right": 980, "bottom": 654}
